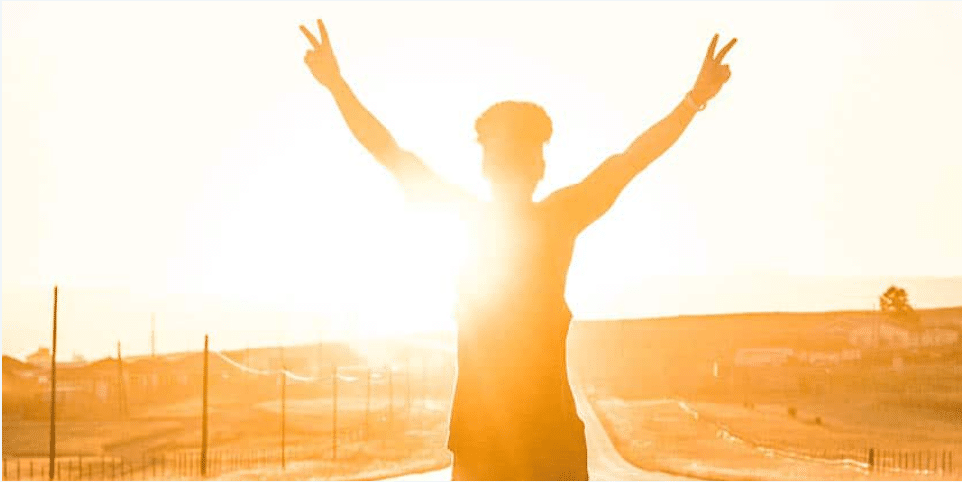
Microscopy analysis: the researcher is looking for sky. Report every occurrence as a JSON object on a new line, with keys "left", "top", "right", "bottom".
{"left": 3, "top": 1, "right": 962, "bottom": 359}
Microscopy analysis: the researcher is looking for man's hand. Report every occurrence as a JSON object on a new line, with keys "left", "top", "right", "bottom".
{"left": 301, "top": 19, "right": 341, "bottom": 88}
{"left": 690, "top": 34, "right": 737, "bottom": 106}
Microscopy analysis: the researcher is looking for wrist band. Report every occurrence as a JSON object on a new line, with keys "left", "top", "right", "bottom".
{"left": 685, "top": 92, "right": 706, "bottom": 112}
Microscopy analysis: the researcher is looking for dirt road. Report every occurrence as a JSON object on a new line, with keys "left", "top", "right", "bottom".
{"left": 382, "top": 385, "right": 693, "bottom": 481}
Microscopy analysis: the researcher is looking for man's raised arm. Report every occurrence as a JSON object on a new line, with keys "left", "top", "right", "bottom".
{"left": 300, "top": 19, "right": 465, "bottom": 204}
{"left": 545, "top": 34, "right": 737, "bottom": 230}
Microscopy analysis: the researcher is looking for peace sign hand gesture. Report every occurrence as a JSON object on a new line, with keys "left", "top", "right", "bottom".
{"left": 690, "top": 34, "right": 737, "bottom": 107}
{"left": 301, "top": 19, "right": 341, "bottom": 88}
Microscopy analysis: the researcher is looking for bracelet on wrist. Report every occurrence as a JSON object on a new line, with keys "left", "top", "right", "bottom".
{"left": 685, "top": 92, "right": 707, "bottom": 112}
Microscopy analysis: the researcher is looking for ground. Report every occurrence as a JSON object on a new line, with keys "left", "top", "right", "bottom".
{"left": 590, "top": 393, "right": 962, "bottom": 481}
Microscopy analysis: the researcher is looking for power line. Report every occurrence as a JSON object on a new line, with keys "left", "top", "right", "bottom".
{"left": 211, "top": 350, "right": 365, "bottom": 383}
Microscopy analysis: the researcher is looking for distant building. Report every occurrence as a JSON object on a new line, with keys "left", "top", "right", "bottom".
{"left": 848, "top": 322, "right": 958, "bottom": 349}
{"left": 795, "top": 349, "right": 862, "bottom": 367}
{"left": 26, "top": 348, "right": 51, "bottom": 368}
{"left": 734, "top": 348, "right": 794, "bottom": 367}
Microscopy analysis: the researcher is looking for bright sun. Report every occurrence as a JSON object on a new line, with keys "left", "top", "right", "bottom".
{"left": 340, "top": 203, "right": 469, "bottom": 339}
{"left": 181, "top": 163, "right": 472, "bottom": 343}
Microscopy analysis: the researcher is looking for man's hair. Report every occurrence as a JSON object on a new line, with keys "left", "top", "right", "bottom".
{"left": 475, "top": 101, "right": 552, "bottom": 146}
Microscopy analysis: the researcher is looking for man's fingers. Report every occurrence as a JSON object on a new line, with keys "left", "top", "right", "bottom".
{"left": 715, "top": 38, "right": 737, "bottom": 63}
{"left": 705, "top": 33, "right": 719, "bottom": 64}
{"left": 300, "top": 25, "right": 322, "bottom": 49}
{"left": 317, "top": 19, "right": 330, "bottom": 46}
{"left": 720, "top": 64, "right": 731, "bottom": 82}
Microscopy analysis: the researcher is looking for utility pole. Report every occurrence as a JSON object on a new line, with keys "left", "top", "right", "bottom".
{"left": 365, "top": 366, "right": 372, "bottom": 439}
{"left": 317, "top": 340, "right": 324, "bottom": 378}
{"left": 332, "top": 365, "right": 338, "bottom": 459}
{"left": 621, "top": 320, "right": 627, "bottom": 366}
{"left": 279, "top": 346, "right": 286, "bottom": 471}
{"left": 201, "top": 335, "right": 209, "bottom": 477}
{"left": 420, "top": 356, "right": 427, "bottom": 429}
{"left": 388, "top": 365, "right": 394, "bottom": 432}
{"left": 150, "top": 313, "right": 156, "bottom": 358}
{"left": 245, "top": 344, "right": 252, "bottom": 387}
{"left": 280, "top": 370, "right": 286, "bottom": 471}
{"left": 116, "top": 342, "right": 126, "bottom": 419}
{"left": 875, "top": 300, "right": 881, "bottom": 349}
{"left": 48, "top": 286, "right": 58, "bottom": 481}
{"left": 405, "top": 355, "right": 412, "bottom": 424}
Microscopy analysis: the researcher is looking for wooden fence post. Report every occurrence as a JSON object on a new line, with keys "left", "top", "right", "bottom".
{"left": 49, "top": 286, "right": 59, "bottom": 481}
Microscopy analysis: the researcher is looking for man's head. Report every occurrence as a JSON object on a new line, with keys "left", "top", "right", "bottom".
{"left": 475, "top": 101, "right": 552, "bottom": 202}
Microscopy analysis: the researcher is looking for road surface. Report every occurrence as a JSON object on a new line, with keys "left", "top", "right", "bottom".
{"left": 384, "top": 385, "right": 693, "bottom": 481}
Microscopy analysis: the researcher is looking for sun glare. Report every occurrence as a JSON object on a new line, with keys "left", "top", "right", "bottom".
{"left": 345, "top": 204, "right": 468, "bottom": 338}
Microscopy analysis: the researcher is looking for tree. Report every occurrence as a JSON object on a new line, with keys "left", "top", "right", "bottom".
{"left": 879, "top": 285, "right": 922, "bottom": 345}
{"left": 879, "top": 286, "right": 910, "bottom": 314}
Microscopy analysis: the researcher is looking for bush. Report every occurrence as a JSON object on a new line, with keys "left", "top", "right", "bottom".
{"left": 788, "top": 406, "right": 797, "bottom": 418}
{"left": 814, "top": 416, "right": 822, "bottom": 425}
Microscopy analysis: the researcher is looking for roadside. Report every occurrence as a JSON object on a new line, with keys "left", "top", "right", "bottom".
{"left": 591, "top": 396, "right": 957, "bottom": 481}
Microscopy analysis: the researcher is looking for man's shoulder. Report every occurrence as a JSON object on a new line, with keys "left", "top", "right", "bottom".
{"left": 537, "top": 189, "right": 590, "bottom": 234}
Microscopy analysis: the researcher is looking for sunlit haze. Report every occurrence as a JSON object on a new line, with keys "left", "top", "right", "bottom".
{"left": 3, "top": 1, "right": 961, "bottom": 360}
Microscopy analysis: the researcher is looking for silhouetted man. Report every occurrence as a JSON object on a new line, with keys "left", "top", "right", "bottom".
{"left": 300, "top": 19, "right": 735, "bottom": 481}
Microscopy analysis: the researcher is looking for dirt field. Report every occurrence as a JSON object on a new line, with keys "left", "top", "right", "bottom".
{"left": 690, "top": 394, "right": 962, "bottom": 455}
{"left": 591, "top": 395, "right": 961, "bottom": 481}
{"left": 1, "top": 394, "right": 453, "bottom": 481}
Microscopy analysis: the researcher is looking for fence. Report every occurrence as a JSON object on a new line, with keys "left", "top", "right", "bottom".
{"left": 694, "top": 404, "right": 960, "bottom": 478}
{"left": 3, "top": 286, "right": 455, "bottom": 481}
{"left": 865, "top": 447, "right": 955, "bottom": 476}
{"left": 4, "top": 342, "right": 450, "bottom": 481}
{"left": 1, "top": 427, "right": 411, "bottom": 481}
